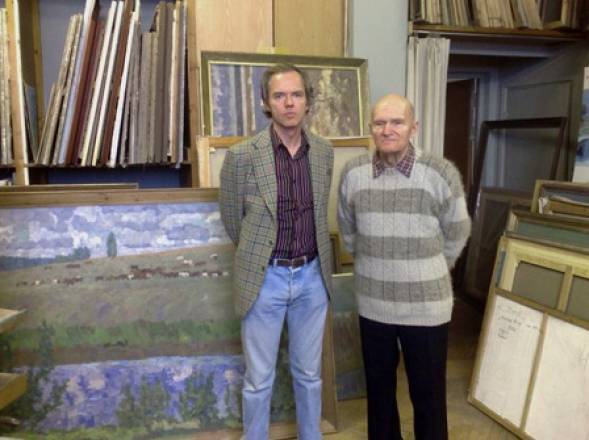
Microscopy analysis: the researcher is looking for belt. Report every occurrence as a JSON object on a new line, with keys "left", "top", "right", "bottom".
{"left": 270, "top": 255, "right": 316, "bottom": 268}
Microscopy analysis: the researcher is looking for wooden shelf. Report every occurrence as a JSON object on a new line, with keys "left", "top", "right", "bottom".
{"left": 0, "top": 308, "right": 25, "bottom": 334}
{"left": 0, "top": 373, "right": 26, "bottom": 411}
{"left": 411, "top": 23, "right": 587, "bottom": 41}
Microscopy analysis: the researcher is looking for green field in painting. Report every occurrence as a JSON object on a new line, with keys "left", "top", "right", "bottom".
{"left": 0, "top": 244, "right": 240, "bottom": 364}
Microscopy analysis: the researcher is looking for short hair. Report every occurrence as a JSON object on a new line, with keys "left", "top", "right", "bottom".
{"left": 260, "top": 64, "right": 313, "bottom": 118}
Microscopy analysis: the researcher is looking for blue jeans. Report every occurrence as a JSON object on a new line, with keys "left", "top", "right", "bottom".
{"left": 241, "top": 257, "right": 328, "bottom": 440}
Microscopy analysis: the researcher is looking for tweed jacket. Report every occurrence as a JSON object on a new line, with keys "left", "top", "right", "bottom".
{"left": 219, "top": 127, "right": 334, "bottom": 317}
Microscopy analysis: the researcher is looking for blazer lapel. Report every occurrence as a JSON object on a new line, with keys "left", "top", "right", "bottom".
{"left": 251, "top": 130, "right": 278, "bottom": 221}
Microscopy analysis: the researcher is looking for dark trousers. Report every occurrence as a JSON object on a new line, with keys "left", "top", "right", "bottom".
{"left": 359, "top": 316, "right": 449, "bottom": 440}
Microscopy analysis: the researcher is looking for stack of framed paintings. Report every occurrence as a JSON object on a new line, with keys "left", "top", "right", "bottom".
{"left": 532, "top": 179, "right": 589, "bottom": 219}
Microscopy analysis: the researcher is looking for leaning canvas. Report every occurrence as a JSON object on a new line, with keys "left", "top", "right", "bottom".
{"left": 0, "top": 188, "right": 337, "bottom": 438}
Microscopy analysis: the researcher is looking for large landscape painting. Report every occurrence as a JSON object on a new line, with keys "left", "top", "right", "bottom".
{"left": 0, "top": 189, "right": 335, "bottom": 438}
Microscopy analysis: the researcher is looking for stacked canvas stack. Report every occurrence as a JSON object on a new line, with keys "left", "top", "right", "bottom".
{"left": 37, "top": 0, "right": 187, "bottom": 168}
{"left": 409, "top": 0, "right": 586, "bottom": 30}
{"left": 0, "top": 8, "right": 13, "bottom": 166}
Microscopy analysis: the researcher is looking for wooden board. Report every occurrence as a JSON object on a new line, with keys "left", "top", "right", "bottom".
{"left": 194, "top": 0, "right": 272, "bottom": 53}
{"left": 81, "top": 3, "right": 116, "bottom": 166}
{"left": 274, "top": 0, "right": 347, "bottom": 56}
{"left": 18, "top": 0, "right": 44, "bottom": 130}
{"left": 185, "top": 0, "right": 200, "bottom": 178}
{"left": 5, "top": 0, "right": 29, "bottom": 184}
{"left": 0, "top": 183, "right": 138, "bottom": 192}
{"left": 0, "top": 372, "right": 26, "bottom": 411}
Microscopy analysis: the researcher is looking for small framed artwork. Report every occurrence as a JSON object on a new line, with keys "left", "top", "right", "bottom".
{"left": 200, "top": 51, "right": 370, "bottom": 138}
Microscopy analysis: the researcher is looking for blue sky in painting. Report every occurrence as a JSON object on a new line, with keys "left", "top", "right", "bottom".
{"left": 0, "top": 202, "right": 230, "bottom": 259}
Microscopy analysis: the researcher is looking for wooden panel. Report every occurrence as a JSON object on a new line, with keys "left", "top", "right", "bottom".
{"left": 274, "top": 0, "right": 346, "bottom": 56}
{"left": 0, "top": 373, "right": 26, "bottom": 411}
{"left": 0, "top": 183, "right": 138, "bottom": 192}
{"left": 5, "top": 0, "right": 29, "bottom": 184}
{"left": 19, "top": 0, "right": 44, "bottom": 127}
{"left": 194, "top": 0, "right": 272, "bottom": 53}
{"left": 0, "top": 187, "right": 218, "bottom": 208}
{"left": 185, "top": 0, "right": 201, "bottom": 154}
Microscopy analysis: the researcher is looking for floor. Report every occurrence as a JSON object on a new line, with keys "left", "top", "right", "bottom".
{"left": 325, "top": 298, "right": 518, "bottom": 440}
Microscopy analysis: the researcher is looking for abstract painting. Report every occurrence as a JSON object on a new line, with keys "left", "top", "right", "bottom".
{"left": 201, "top": 51, "right": 369, "bottom": 138}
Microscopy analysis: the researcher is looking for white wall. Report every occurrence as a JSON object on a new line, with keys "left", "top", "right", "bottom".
{"left": 350, "top": 0, "right": 408, "bottom": 104}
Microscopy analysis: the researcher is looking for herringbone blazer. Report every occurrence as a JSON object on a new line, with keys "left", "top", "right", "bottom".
{"left": 219, "top": 127, "right": 334, "bottom": 317}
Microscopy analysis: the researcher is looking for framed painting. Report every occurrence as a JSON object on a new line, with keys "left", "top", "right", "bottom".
{"left": 468, "top": 117, "right": 567, "bottom": 216}
{"left": 469, "top": 236, "right": 589, "bottom": 439}
{"left": 506, "top": 207, "right": 589, "bottom": 251}
{"left": 200, "top": 51, "right": 370, "bottom": 138}
{"left": 0, "top": 188, "right": 337, "bottom": 439}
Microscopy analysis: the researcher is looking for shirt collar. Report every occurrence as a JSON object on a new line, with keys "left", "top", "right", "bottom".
{"left": 270, "top": 126, "right": 309, "bottom": 156}
{"left": 372, "top": 144, "right": 416, "bottom": 179}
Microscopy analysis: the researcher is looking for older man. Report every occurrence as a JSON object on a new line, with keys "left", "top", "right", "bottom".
{"left": 337, "top": 93, "right": 471, "bottom": 440}
{"left": 219, "top": 64, "right": 333, "bottom": 440}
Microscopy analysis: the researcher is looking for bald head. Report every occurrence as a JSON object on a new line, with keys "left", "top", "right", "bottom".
{"left": 372, "top": 93, "right": 415, "bottom": 123}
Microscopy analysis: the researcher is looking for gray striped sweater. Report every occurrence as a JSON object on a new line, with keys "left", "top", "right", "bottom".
{"left": 337, "top": 150, "right": 471, "bottom": 326}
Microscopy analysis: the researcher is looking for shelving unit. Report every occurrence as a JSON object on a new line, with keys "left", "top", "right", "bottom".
{"left": 410, "top": 22, "right": 587, "bottom": 58}
{"left": 0, "top": 308, "right": 26, "bottom": 411}
{"left": 411, "top": 23, "right": 587, "bottom": 40}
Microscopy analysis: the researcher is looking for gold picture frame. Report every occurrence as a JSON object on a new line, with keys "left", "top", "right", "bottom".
{"left": 200, "top": 51, "right": 370, "bottom": 138}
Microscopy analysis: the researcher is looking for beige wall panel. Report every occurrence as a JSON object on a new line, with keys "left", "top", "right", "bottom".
{"left": 195, "top": 0, "right": 273, "bottom": 53}
{"left": 274, "top": 0, "right": 346, "bottom": 56}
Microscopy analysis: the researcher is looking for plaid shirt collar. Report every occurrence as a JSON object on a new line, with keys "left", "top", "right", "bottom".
{"left": 270, "top": 126, "right": 309, "bottom": 156}
{"left": 372, "top": 144, "right": 416, "bottom": 178}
